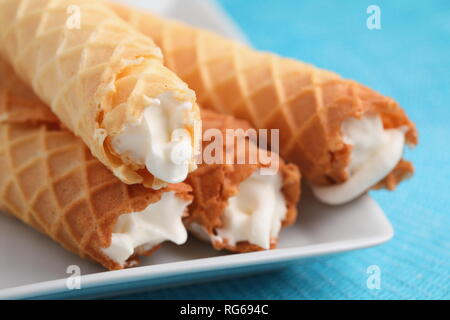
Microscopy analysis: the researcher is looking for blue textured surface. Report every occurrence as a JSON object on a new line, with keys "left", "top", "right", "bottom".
{"left": 120, "top": 0, "right": 450, "bottom": 299}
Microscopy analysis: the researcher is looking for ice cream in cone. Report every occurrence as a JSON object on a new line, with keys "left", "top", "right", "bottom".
{"left": 111, "top": 2, "right": 418, "bottom": 204}
{"left": 0, "top": 0, "right": 202, "bottom": 189}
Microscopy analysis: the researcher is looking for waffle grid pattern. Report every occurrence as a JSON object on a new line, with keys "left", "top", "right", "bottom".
{"left": 0, "top": 120, "right": 173, "bottom": 269}
{"left": 0, "top": 54, "right": 196, "bottom": 269}
{"left": 115, "top": 5, "right": 417, "bottom": 185}
{"left": 0, "top": 60, "right": 59, "bottom": 123}
{"left": 1, "top": 125, "right": 99, "bottom": 265}
{"left": 152, "top": 24, "right": 384, "bottom": 183}
{"left": 185, "top": 110, "right": 301, "bottom": 253}
{"left": 1, "top": 0, "right": 154, "bottom": 132}
{"left": 0, "top": 0, "right": 199, "bottom": 186}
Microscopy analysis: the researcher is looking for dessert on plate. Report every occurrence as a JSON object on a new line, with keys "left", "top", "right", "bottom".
{"left": 0, "top": 60, "right": 192, "bottom": 270}
{"left": 0, "top": 58, "right": 301, "bottom": 268}
{"left": 0, "top": 0, "right": 418, "bottom": 271}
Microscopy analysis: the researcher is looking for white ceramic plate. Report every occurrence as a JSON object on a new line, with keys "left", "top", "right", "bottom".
{"left": 0, "top": 0, "right": 393, "bottom": 299}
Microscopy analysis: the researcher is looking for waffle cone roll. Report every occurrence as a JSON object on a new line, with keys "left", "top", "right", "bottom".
{"left": 111, "top": 3, "right": 417, "bottom": 190}
{"left": 0, "top": 56, "right": 297, "bottom": 262}
{"left": 0, "top": 60, "right": 192, "bottom": 270}
{"left": 0, "top": 0, "right": 201, "bottom": 188}
{"left": 185, "top": 110, "right": 301, "bottom": 252}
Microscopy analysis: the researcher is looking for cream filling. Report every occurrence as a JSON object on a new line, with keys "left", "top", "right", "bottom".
{"left": 190, "top": 170, "right": 287, "bottom": 250}
{"left": 102, "top": 192, "right": 189, "bottom": 266}
{"left": 312, "top": 115, "right": 406, "bottom": 205}
{"left": 111, "top": 93, "right": 195, "bottom": 185}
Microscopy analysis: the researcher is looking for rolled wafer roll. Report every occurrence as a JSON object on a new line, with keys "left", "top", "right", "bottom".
{"left": 185, "top": 110, "right": 301, "bottom": 252}
{"left": 0, "top": 0, "right": 202, "bottom": 189}
{"left": 111, "top": 3, "right": 418, "bottom": 204}
{"left": 0, "top": 61, "right": 192, "bottom": 270}
{"left": 0, "top": 59, "right": 300, "bottom": 256}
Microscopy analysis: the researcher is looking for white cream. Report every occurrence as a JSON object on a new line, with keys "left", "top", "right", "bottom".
{"left": 102, "top": 191, "right": 189, "bottom": 266}
{"left": 209, "top": 170, "right": 287, "bottom": 250}
{"left": 111, "top": 93, "right": 195, "bottom": 185}
{"left": 312, "top": 115, "right": 406, "bottom": 205}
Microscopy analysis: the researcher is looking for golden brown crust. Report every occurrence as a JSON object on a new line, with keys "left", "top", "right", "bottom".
{"left": 212, "top": 239, "right": 278, "bottom": 253}
{"left": 372, "top": 159, "right": 414, "bottom": 191}
{"left": 0, "top": 60, "right": 192, "bottom": 270}
{"left": 112, "top": 3, "right": 418, "bottom": 189}
{"left": 280, "top": 163, "right": 301, "bottom": 227}
{"left": 0, "top": 122, "right": 177, "bottom": 270}
{"left": 297, "top": 80, "right": 418, "bottom": 185}
{"left": 0, "top": 60, "right": 60, "bottom": 125}
{"left": 0, "top": 0, "right": 200, "bottom": 188}
{"left": 185, "top": 110, "right": 301, "bottom": 252}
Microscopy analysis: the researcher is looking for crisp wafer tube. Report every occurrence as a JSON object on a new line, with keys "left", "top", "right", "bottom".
{"left": 0, "top": 60, "right": 192, "bottom": 270}
{"left": 0, "top": 0, "right": 202, "bottom": 189}
{"left": 0, "top": 56, "right": 299, "bottom": 262}
{"left": 111, "top": 2, "right": 418, "bottom": 204}
{"left": 185, "top": 111, "right": 301, "bottom": 252}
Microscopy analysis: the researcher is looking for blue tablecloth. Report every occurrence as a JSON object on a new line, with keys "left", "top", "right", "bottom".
{"left": 120, "top": 0, "right": 450, "bottom": 299}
